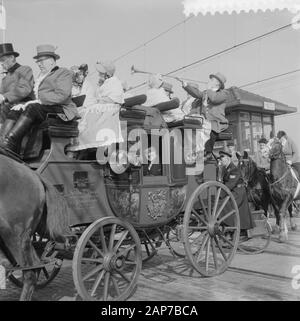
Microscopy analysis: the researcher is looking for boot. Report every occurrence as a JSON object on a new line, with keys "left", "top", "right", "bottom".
{"left": 0, "top": 119, "right": 16, "bottom": 144}
{"left": 3, "top": 115, "right": 34, "bottom": 154}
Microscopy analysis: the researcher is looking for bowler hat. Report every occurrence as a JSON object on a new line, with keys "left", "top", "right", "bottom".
{"left": 0, "top": 43, "right": 19, "bottom": 58}
{"left": 219, "top": 150, "right": 232, "bottom": 158}
{"left": 209, "top": 72, "right": 226, "bottom": 90}
{"left": 33, "top": 44, "right": 60, "bottom": 60}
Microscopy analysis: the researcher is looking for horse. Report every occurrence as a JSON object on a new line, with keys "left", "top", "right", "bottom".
{"left": 237, "top": 151, "right": 297, "bottom": 235}
{"left": 237, "top": 151, "right": 273, "bottom": 215}
{"left": 268, "top": 138, "right": 300, "bottom": 242}
{"left": 0, "top": 148, "right": 69, "bottom": 300}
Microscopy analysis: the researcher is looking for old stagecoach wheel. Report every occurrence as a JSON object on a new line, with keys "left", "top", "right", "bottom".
{"left": 8, "top": 234, "right": 63, "bottom": 289}
{"left": 72, "top": 217, "right": 142, "bottom": 301}
{"left": 183, "top": 181, "right": 240, "bottom": 277}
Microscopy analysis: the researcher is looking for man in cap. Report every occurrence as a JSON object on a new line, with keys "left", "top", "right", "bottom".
{"left": 2, "top": 44, "right": 79, "bottom": 155}
{"left": 227, "top": 141, "right": 239, "bottom": 166}
{"left": 255, "top": 137, "right": 270, "bottom": 171}
{"left": 177, "top": 72, "right": 229, "bottom": 160}
{"left": 0, "top": 43, "right": 34, "bottom": 141}
{"left": 277, "top": 130, "right": 300, "bottom": 177}
{"left": 219, "top": 150, "right": 254, "bottom": 238}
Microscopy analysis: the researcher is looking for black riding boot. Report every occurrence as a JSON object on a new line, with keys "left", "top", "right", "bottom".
{"left": 3, "top": 115, "right": 34, "bottom": 154}
{"left": 0, "top": 119, "right": 16, "bottom": 144}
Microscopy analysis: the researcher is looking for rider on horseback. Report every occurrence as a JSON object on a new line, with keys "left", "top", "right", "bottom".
{"left": 277, "top": 130, "right": 300, "bottom": 178}
{"left": 254, "top": 137, "right": 270, "bottom": 172}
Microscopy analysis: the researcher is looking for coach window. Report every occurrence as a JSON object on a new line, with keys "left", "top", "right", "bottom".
{"left": 262, "top": 115, "right": 274, "bottom": 140}
{"left": 251, "top": 113, "right": 263, "bottom": 155}
{"left": 240, "top": 112, "right": 252, "bottom": 152}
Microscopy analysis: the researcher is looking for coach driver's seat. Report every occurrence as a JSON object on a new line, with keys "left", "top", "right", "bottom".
{"left": 21, "top": 97, "right": 81, "bottom": 162}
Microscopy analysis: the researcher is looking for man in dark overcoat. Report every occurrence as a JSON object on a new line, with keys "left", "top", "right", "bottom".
{"left": 219, "top": 150, "right": 254, "bottom": 236}
{"left": 0, "top": 43, "right": 34, "bottom": 139}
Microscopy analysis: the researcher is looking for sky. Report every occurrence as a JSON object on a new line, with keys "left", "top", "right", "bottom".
{"left": 4, "top": 0, "right": 300, "bottom": 109}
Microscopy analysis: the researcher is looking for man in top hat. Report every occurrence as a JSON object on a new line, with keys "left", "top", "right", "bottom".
{"left": 0, "top": 43, "right": 34, "bottom": 139}
{"left": 2, "top": 44, "right": 79, "bottom": 155}
{"left": 219, "top": 150, "right": 254, "bottom": 237}
{"left": 176, "top": 72, "right": 229, "bottom": 160}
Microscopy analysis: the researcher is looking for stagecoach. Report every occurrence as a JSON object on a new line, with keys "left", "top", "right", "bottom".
{"left": 3, "top": 94, "right": 270, "bottom": 301}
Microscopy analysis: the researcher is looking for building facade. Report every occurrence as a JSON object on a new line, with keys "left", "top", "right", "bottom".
{"left": 214, "top": 87, "right": 297, "bottom": 157}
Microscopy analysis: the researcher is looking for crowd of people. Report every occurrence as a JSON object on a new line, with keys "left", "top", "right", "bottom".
{"left": 0, "top": 42, "right": 298, "bottom": 239}
{"left": 0, "top": 43, "right": 229, "bottom": 160}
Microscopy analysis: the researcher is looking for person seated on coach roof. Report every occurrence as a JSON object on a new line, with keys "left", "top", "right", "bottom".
{"left": 176, "top": 72, "right": 229, "bottom": 161}
{"left": 143, "top": 74, "right": 170, "bottom": 107}
{"left": 1, "top": 44, "right": 79, "bottom": 155}
{"left": 70, "top": 63, "right": 97, "bottom": 108}
{"left": 0, "top": 43, "right": 34, "bottom": 137}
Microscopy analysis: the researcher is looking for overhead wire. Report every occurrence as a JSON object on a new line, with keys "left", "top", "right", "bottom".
{"left": 128, "top": 21, "right": 295, "bottom": 92}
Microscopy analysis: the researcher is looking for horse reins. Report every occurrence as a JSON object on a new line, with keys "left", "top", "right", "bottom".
{"left": 269, "top": 168, "right": 290, "bottom": 187}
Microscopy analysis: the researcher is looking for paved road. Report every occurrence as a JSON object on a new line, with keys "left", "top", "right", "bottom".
{"left": 1, "top": 218, "right": 300, "bottom": 301}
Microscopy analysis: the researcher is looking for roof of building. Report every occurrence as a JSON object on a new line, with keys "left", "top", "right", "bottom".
{"left": 226, "top": 86, "right": 297, "bottom": 115}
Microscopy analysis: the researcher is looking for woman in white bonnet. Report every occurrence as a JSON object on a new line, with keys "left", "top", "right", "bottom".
{"left": 68, "top": 60, "right": 125, "bottom": 152}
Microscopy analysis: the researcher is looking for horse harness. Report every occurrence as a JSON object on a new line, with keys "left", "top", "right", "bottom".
{"left": 270, "top": 166, "right": 300, "bottom": 199}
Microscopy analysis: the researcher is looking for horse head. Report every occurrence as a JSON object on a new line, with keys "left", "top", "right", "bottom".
{"left": 268, "top": 137, "right": 283, "bottom": 160}
{"left": 237, "top": 151, "right": 256, "bottom": 185}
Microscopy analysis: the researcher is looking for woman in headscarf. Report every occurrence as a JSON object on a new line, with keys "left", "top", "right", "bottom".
{"left": 70, "top": 64, "right": 97, "bottom": 108}
{"left": 68, "top": 60, "right": 124, "bottom": 151}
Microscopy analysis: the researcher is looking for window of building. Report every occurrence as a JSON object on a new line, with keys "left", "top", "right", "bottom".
{"left": 239, "top": 111, "right": 274, "bottom": 155}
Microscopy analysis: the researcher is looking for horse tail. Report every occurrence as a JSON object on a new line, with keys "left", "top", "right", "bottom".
{"left": 39, "top": 176, "right": 70, "bottom": 242}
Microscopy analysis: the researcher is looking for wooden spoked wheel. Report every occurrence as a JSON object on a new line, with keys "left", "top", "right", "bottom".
{"left": 183, "top": 181, "right": 240, "bottom": 277}
{"left": 72, "top": 217, "right": 142, "bottom": 301}
{"left": 8, "top": 235, "right": 63, "bottom": 290}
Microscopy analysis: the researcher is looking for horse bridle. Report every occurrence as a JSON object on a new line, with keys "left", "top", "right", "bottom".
{"left": 269, "top": 146, "right": 290, "bottom": 187}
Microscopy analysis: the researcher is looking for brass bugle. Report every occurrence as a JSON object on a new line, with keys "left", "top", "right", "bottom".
{"left": 130, "top": 65, "right": 206, "bottom": 84}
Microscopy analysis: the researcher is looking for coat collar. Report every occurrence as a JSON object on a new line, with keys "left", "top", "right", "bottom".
{"left": 7, "top": 63, "right": 21, "bottom": 74}
{"left": 37, "top": 66, "right": 60, "bottom": 87}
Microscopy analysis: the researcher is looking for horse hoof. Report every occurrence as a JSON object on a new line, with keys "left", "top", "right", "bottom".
{"left": 279, "top": 234, "right": 288, "bottom": 243}
{"left": 291, "top": 224, "right": 297, "bottom": 231}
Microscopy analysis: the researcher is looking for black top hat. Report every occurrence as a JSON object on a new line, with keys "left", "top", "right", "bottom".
{"left": 219, "top": 150, "right": 232, "bottom": 158}
{"left": 0, "top": 43, "right": 20, "bottom": 59}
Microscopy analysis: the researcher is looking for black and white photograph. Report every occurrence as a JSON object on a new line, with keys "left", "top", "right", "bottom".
{"left": 0, "top": 0, "right": 300, "bottom": 307}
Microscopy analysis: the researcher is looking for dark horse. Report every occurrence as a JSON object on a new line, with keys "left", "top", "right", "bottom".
{"left": 237, "top": 151, "right": 274, "bottom": 215}
{"left": 268, "top": 138, "right": 300, "bottom": 242}
{"left": 0, "top": 149, "right": 69, "bottom": 300}
{"left": 237, "top": 151, "right": 297, "bottom": 237}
